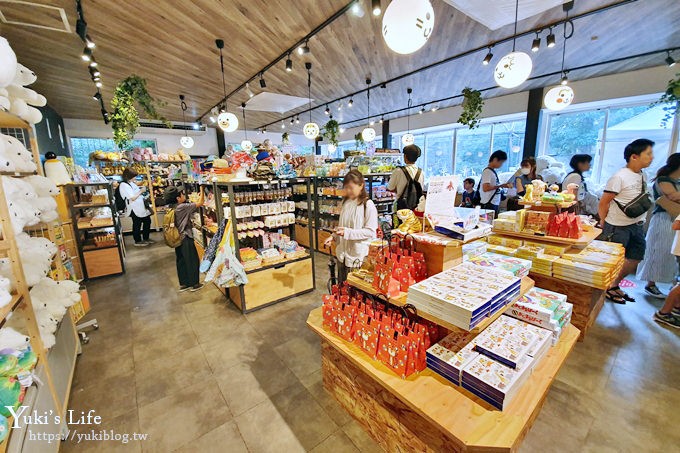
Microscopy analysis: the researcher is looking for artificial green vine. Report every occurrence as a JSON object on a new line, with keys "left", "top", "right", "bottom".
{"left": 323, "top": 119, "right": 340, "bottom": 146}
{"left": 458, "top": 87, "right": 484, "bottom": 129}
{"left": 654, "top": 73, "right": 680, "bottom": 127}
{"left": 354, "top": 132, "right": 365, "bottom": 149}
{"left": 282, "top": 132, "right": 290, "bottom": 144}
{"left": 110, "top": 75, "right": 169, "bottom": 150}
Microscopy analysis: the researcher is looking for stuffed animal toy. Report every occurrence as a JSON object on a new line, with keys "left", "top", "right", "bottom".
{"left": 0, "top": 37, "right": 17, "bottom": 88}
{"left": 539, "top": 167, "right": 567, "bottom": 186}
{"left": 24, "top": 175, "right": 58, "bottom": 197}
{"left": 1, "top": 176, "right": 36, "bottom": 200}
{"left": 6, "top": 199, "right": 40, "bottom": 234}
{"left": 0, "top": 328, "right": 29, "bottom": 353}
{"left": 54, "top": 279, "right": 80, "bottom": 305}
{"left": 34, "top": 310, "right": 57, "bottom": 334}
{"left": 7, "top": 64, "right": 43, "bottom": 125}
{"left": 43, "top": 152, "right": 71, "bottom": 186}
{"left": 0, "top": 277, "right": 10, "bottom": 309}
{"left": 531, "top": 179, "right": 547, "bottom": 198}
{"left": 397, "top": 209, "right": 422, "bottom": 234}
{"left": 0, "top": 135, "right": 37, "bottom": 173}
{"left": 520, "top": 183, "right": 534, "bottom": 202}
{"left": 0, "top": 87, "right": 10, "bottom": 112}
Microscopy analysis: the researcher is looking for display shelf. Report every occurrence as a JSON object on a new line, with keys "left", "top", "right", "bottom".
{"left": 76, "top": 223, "right": 115, "bottom": 231}
{"left": 491, "top": 227, "right": 602, "bottom": 247}
{"left": 72, "top": 202, "right": 111, "bottom": 209}
{"left": 0, "top": 293, "right": 24, "bottom": 323}
{"left": 213, "top": 179, "right": 316, "bottom": 313}
{"left": 307, "top": 307, "right": 579, "bottom": 452}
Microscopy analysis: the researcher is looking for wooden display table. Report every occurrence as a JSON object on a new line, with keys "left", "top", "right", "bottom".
{"left": 307, "top": 308, "right": 580, "bottom": 452}
{"left": 518, "top": 200, "right": 576, "bottom": 213}
{"left": 529, "top": 272, "right": 605, "bottom": 341}
{"left": 491, "top": 227, "right": 602, "bottom": 247}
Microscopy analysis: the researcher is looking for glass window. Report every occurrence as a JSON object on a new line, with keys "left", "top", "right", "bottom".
{"left": 421, "top": 131, "right": 453, "bottom": 182}
{"left": 545, "top": 110, "right": 607, "bottom": 173}
{"left": 492, "top": 120, "right": 526, "bottom": 172}
{"left": 599, "top": 104, "right": 673, "bottom": 184}
{"left": 455, "top": 125, "right": 492, "bottom": 178}
{"left": 69, "top": 137, "right": 157, "bottom": 168}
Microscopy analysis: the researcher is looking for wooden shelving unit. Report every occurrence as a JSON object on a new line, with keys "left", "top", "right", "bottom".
{"left": 0, "top": 111, "right": 80, "bottom": 451}
{"left": 67, "top": 183, "right": 125, "bottom": 280}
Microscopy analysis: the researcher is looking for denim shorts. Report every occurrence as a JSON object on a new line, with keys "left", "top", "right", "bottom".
{"left": 599, "top": 222, "right": 646, "bottom": 261}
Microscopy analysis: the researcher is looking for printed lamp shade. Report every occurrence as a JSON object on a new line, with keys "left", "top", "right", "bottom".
{"left": 544, "top": 85, "right": 575, "bottom": 111}
{"left": 494, "top": 51, "right": 533, "bottom": 88}
{"left": 303, "top": 122, "right": 320, "bottom": 139}
{"left": 382, "top": 0, "right": 435, "bottom": 55}
{"left": 218, "top": 111, "right": 239, "bottom": 132}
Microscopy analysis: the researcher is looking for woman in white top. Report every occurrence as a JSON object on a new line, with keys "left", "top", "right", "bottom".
{"left": 119, "top": 168, "right": 153, "bottom": 247}
{"left": 562, "top": 154, "right": 599, "bottom": 216}
{"left": 324, "top": 169, "right": 378, "bottom": 285}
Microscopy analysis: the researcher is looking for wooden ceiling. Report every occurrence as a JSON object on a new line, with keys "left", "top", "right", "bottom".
{"left": 1, "top": 0, "right": 679, "bottom": 133}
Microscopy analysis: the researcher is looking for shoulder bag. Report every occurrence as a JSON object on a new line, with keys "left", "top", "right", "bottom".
{"left": 614, "top": 174, "right": 653, "bottom": 218}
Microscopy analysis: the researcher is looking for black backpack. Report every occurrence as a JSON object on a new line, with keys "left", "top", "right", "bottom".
{"left": 114, "top": 182, "right": 129, "bottom": 214}
{"left": 397, "top": 167, "right": 423, "bottom": 210}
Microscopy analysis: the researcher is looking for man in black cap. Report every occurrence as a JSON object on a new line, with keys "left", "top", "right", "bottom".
{"left": 165, "top": 185, "right": 204, "bottom": 292}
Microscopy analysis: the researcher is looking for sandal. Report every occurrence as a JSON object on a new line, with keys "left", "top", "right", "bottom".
{"left": 610, "top": 285, "right": 636, "bottom": 302}
{"left": 606, "top": 288, "right": 626, "bottom": 304}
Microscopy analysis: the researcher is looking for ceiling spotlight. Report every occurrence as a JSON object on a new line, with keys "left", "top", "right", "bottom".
{"left": 348, "top": 98, "right": 353, "bottom": 107}
{"left": 379, "top": 116, "right": 384, "bottom": 124}
{"left": 285, "top": 55, "right": 293, "bottom": 72}
{"left": 92, "top": 91, "right": 101, "bottom": 101}
{"left": 666, "top": 51, "right": 676, "bottom": 67}
{"left": 560, "top": 73, "right": 569, "bottom": 85}
{"left": 245, "top": 82, "right": 254, "bottom": 98}
{"left": 351, "top": 2, "right": 365, "bottom": 17}
{"left": 92, "top": 76, "right": 101, "bottom": 82}
{"left": 281, "top": 122, "right": 285, "bottom": 129}
{"left": 263, "top": 127, "right": 267, "bottom": 133}
{"left": 81, "top": 47, "right": 92, "bottom": 61}
{"left": 324, "top": 105, "right": 330, "bottom": 115}
{"left": 89, "top": 58, "right": 98, "bottom": 68}
{"left": 296, "top": 116, "right": 300, "bottom": 124}
{"left": 546, "top": 29, "right": 556, "bottom": 48}
{"left": 531, "top": 32, "right": 541, "bottom": 52}
{"left": 419, "top": 106, "right": 425, "bottom": 114}
{"left": 259, "top": 74, "right": 266, "bottom": 88}
{"left": 297, "top": 42, "right": 310, "bottom": 55}
{"left": 89, "top": 67, "right": 100, "bottom": 78}
{"left": 369, "top": 120, "right": 375, "bottom": 126}
{"left": 85, "top": 34, "right": 95, "bottom": 49}
{"left": 431, "top": 105, "right": 439, "bottom": 112}
{"left": 101, "top": 108, "right": 109, "bottom": 124}
{"left": 339, "top": 127, "right": 346, "bottom": 133}
{"left": 209, "top": 116, "right": 216, "bottom": 123}
{"left": 372, "top": 0, "right": 381, "bottom": 16}
{"left": 482, "top": 48, "right": 493, "bottom": 65}
{"left": 337, "top": 102, "right": 342, "bottom": 111}
{"left": 95, "top": 81, "right": 102, "bottom": 88}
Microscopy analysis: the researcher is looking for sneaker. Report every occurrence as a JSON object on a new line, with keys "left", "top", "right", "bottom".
{"left": 178, "top": 285, "right": 191, "bottom": 292}
{"left": 671, "top": 307, "right": 680, "bottom": 317}
{"left": 645, "top": 285, "right": 666, "bottom": 299}
{"left": 653, "top": 311, "right": 680, "bottom": 329}
{"left": 143, "top": 239, "right": 156, "bottom": 245}
{"left": 190, "top": 283, "right": 204, "bottom": 292}
{"left": 133, "top": 242, "right": 149, "bottom": 247}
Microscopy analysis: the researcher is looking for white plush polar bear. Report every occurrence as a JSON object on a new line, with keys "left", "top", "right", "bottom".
{"left": 0, "top": 37, "right": 17, "bottom": 88}
{"left": 7, "top": 64, "right": 43, "bottom": 125}
{"left": 0, "top": 327, "right": 29, "bottom": 353}
{"left": 0, "top": 134, "right": 37, "bottom": 173}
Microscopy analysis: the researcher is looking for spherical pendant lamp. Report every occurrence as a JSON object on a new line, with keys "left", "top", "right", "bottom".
{"left": 362, "top": 127, "right": 376, "bottom": 142}
{"left": 544, "top": 85, "right": 574, "bottom": 111}
{"left": 180, "top": 136, "right": 194, "bottom": 149}
{"left": 303, "top": 122, "right": 320, "bottom": 139}
{"left": 218, "top": 111, "right": 239, "bottom": 132}
{"left": 494, "top": 51, "right": 532, "bottom": 88}
{"left": 402, "top": 133, "right": 415, "bottom": 146}
{"left": 382, "top": 0, "right": 435, "bottom": 55}
{"left": 241, "top": 139, "right": 253, "bottom": 151}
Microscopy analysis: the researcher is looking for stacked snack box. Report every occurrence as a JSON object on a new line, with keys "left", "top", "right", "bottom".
{"left": 467, "top": 252, "right": 532, "bottom": 278}
{"left": 507, "top": 287, "right": 572, "bottom": 343}
{"left": 426, "top": 332, "right": 479, "bottom": 386}
{"left": 407, "top": 262, "right": 521, "bottom": 330}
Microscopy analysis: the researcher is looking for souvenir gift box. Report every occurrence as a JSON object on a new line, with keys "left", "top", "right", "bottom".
{"left": 552, "top": 258, "right": 616, "bottom": 287}
{"left": 427, "top": 340, "right": 479, "bottom": 386}
{"left": 467, "top": 252, "right": 532, "bottom": 278}
{"left": 507, "top": 288, "right": 572, "bottom": 343}
{"left": 461, "top": 354, "right": 533, "bottom": 410}
{"left": 462, "top": 240, "right": 487, "bottom": 261}
{"left": 487, "top": 235, "right": 523, "bottom": 249}
{"left": 486, "top": 244, "right": 517, "bottom": 257}
{"left": 530, "top": 253, "right": 559, "bottom": 276}
{"left": 407, "top": 262, "right": 521, "bottom": 330}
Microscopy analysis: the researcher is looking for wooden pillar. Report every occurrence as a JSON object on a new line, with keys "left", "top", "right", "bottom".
{"left": 523, "top": 88, "right": 544, "bottom": 159}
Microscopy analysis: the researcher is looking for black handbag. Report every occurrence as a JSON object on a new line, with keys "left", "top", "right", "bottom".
{"left": 615, "top": 174, "right": 652, "bottom": 218}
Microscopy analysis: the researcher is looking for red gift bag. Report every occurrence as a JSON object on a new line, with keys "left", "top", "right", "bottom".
{"left": 353, "top": 313, "right": 381, "bottom": 359}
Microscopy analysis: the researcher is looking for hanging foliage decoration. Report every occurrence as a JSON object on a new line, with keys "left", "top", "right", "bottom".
{"left": 282, "top": 132, "right": 290, "bottom": 144}
{"left": 653, "top": 73, "right": 680, "bottom": 127}
{"left": 354, "top": 132, "right": 365, "bottom": 149}
{"left": 458, "top": 87, "right": 484, "bottom": 129}
{"left": 323, "top": 119, "right": 340, "bottom": 146}
{"left": 110, "top": 75, "right": 169, "bottom": 150}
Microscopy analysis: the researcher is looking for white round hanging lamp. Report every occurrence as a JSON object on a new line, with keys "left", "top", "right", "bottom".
{"left": 382, "top": 0, "right": 435, "bottom": 55}
{"left": 180, "top": 136, "right": 194, "bottom": 149}
{"left": 362, "top": 127, "right": 376, "bottom": 142}
{"left": 303, "top": 122, "right": 320, "bottom": 140}
{"left": 218, "top": 111, "right": 239, "bottom": 132}
{"left": 402, "top": 133, "right": 415, "bottom": 146}
{"left": 494, "top": 51, "right": 533, "bottom": 88}
{"left": 544, "top": 85, "right": 575, "bottom": 111}
{"left": 240, "top": 139, "right": 253, "bottom": 151}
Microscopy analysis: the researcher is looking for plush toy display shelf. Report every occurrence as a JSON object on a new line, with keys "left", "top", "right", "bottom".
{"left": 0, "top": 111, "right": 80, "bottom": 452}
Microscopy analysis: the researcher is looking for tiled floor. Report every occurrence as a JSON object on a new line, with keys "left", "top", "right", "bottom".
{"left": 63, "top": 234, "right": 680, "bottom": 452}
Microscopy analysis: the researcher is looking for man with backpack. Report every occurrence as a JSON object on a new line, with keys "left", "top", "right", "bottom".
{"left": 478, "top": 150, "right": 512, "bottom": 217}
{"left": 388, "top": 144, "right": 424, "bottom": 210}
{"left": 164, "top": 185, "right": 205, "bottom": 292}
